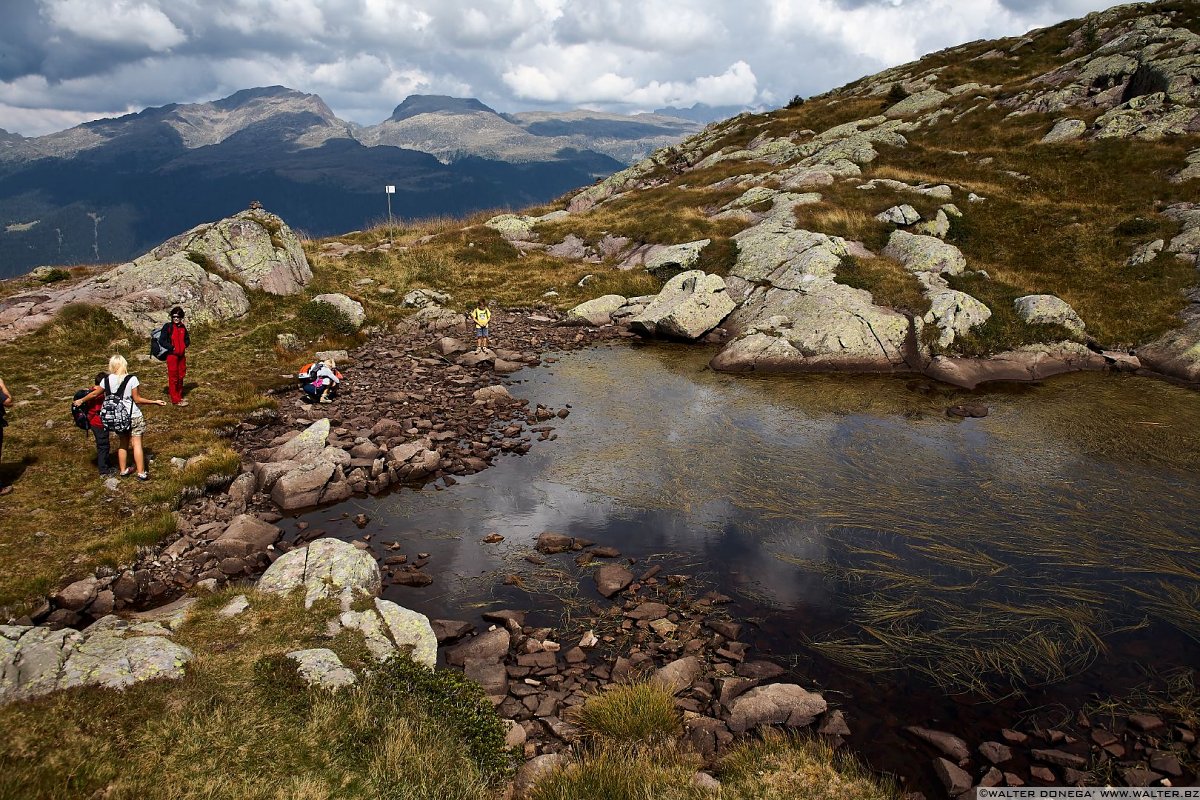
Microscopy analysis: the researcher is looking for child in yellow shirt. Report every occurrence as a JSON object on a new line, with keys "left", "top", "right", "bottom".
{"left": 470, "top": 299, "right": 492, "bottom": 353}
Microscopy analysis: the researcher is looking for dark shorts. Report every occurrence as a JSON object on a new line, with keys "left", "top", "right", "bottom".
{"left": 475, "top": 326, "right": 489, "bottom": 338}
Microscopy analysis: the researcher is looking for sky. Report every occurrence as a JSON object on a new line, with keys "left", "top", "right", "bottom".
{"left": 0, "top": 0, "right": 1121, "bottom": 137}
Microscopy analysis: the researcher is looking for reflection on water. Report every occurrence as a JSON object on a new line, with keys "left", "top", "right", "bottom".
{"left": 290, "top": 342, "right": 1200, "bottom": 701}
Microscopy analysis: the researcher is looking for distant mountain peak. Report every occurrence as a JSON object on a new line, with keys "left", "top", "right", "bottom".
{"left": 213, "top": 85, "right": 316, "bottom": 111}
{"left": 389, "top": 95, "right": 498, "bottom": 122}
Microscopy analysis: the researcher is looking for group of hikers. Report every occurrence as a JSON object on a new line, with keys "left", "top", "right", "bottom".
{"left": 0, "top": 298, "right": 497, "bottom": 494}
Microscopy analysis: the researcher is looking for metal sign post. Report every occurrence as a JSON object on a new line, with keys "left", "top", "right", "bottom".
{"left": 385, "top": 185, "right": 395, "bottom": 246}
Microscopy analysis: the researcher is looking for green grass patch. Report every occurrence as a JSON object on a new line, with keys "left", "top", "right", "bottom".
{"left": 571, "top": 682, "right": 679, "bottom": 744}
{"left": 836, "top": 256, "right": 930, "bottom": 318}
{"left": 0, "top": 591, "right": 513, "bottom": 800}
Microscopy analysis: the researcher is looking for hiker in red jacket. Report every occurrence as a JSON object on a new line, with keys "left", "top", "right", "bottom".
{"left": 163, "top": 306, "right": 190, "bottom": 406}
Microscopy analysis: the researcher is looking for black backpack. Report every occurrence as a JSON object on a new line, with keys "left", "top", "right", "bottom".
{"left": 150, "top": 325, "right": 170, "bottom": 361}
{"left": 99, "top": 375, "right": 134, "bottom": 432}
{"left": 71, "top": 389, "right": 92, "bottom": 430}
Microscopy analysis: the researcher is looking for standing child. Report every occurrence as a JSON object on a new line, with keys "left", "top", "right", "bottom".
{"left": 162, "top": 306, "right": 190, "bottom": 406}
{"left": 470, "top": 298, "right": 491, "bottom": 353}
{"left": 81, "top": 372, "right": 112, "bottom": 475}
{"left": 0, "top": 376, "right": 11, "bottom": 496}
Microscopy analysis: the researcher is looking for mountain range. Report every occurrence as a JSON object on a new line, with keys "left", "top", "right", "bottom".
{"left": 0, "top": 88, "right": 705, "bottom": 277}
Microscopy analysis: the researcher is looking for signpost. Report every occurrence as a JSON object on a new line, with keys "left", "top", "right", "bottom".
{"left": 385, "top": 185, "right": 395, "bottom": 246}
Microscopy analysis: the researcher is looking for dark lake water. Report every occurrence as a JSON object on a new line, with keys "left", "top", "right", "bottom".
{"left": 283, "top": 342, "right": 1200, "bottom": 786}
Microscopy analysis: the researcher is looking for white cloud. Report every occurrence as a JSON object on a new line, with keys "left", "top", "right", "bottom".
{"left": 44, "top": 0, "right": 186, "bottom": 51}
{"left": 0, "top": 0, "right": 1125, "bottom": 135}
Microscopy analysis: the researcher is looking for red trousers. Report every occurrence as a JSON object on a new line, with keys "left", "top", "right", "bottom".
{"left": 166, "top": 353, "right": 186, "bottom": 404}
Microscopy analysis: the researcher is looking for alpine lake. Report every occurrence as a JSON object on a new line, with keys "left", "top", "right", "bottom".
{"left": 281, "top": 341, "right": 1200, "bottom": 786}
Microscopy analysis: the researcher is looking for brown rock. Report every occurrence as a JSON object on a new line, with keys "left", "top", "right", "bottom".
{"left": 392, "top": 568, "right": 433, "bottom": 587}
{"left": 1030, "top": 766, "right": 1056, "bottom": 783}
{"left": 513, "top": 753, "right": 567, "bottom": 797}
{"left": 431, "top": 619, "right": 474, "bottom": 643}
{"left": 1128, "top": 713, "right": 1165, "bottom": 732}
{"left": 905, "top": 726, "right": 970, "bottom": 764}
{"left": 87, "top": 589, "right": 115, "bottom": 618}
{"left": 817, "top": 710, "right": 851, "bottom": 737}
{"left": 446, "top": 628, "right": 511, "bottom": 667}
{"left": 1122, "top": 767, "right": 1163, "bottom": 786}
{"left": 979, "top": 767, "right": 1004, "bottom": 788}
{"left": 932, "top": 758, "right": 972, "bottom": 796}
{"left": 589, "top": 546, "right": 620, "bottom": 558}
{"left": 594, "top": 565, "right": 634, "bottom": 598}
{"left": 1001, "top": 728, "right": 1029, "bottom": 745}
{"left": 464, "top": 658, "right": 509, "bottom": 699}
{"left": 1090, "top": 728, "right": 1119, "bottom": 747}
{"left": 736, "top": 661, "right": 785, "bottom": 680}
{"left": 653, "top": 656, "right": 702, "bottom": 695}
{"left": 705, "top": 618, "right": 742, "bottom": 640}
{"left": 626, "top": 602, "right": 669, "bottom": 621}
{"left": 482, "top": 533, "right": 504, "bottom": 543}
{"left": 1149, "top": 753, "right": 1182, "bottom": 777}
{"left": 727, "top": 684, "right": 827, "bottom": 733}
{"left": 536, "top": 532, "right": 573, "bottom": 554}
{"left": 1031, "top": 748, "right": 1087, "bottom": 769}
{"left": 55, "top": 577, "right": 98, "bottom": 611}
{"left": 481, "top": 609, "right": 527, "bottom": 627}
{"left": 207, "top": 514, "right": 281, "bottom": 558}
{"left": 979, "top": 741, "right": 1013, "bottom": 765}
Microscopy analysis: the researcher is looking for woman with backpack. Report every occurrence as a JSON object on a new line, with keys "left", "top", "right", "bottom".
{"left": 0, "top": 376, "right": 12, "bottom": 496}
{"left": 72, "top": 355, "right": 165, "bottom": 481}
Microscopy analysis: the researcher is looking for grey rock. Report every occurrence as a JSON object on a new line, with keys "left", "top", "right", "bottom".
{"left": 258, "top": 537, "right": 382, "bottom": 609}
{"left": 287, "top": 648, "right": 356, "bottom": 690}
{"left": 55, "top": 577, "right": 98, "bottom": 612}
{"left": 207, "top": 514, "right": 281, "bottom": 558}
{"left": 310, "top": 293, "right": 365, "bottom": 329}
{"left": 630, "top": 270, "right": 735, "bottom": 340}
{"left": 565, "top": 295, "right": 627, "bottom": 326}
{"left": 1013, "top": 294, "right": 1086, "bottom": 333}
{"left": 514, "top": 753, "right": 567, "bottom": 798}
{"left": 653, "top": 656, "right": 702, "bottom": 694}
{"left": 445, "top": 628, "right": 510, "bottom": 667}
{"left": 727, "top": 683, "right": 827, "bottom": 733}
{"left": 1040, "top": 118, "right": 1087, "bottom": 143}
{"left": 875, "top": 204, "right": 921, "bottom": 225}
{"left": 882, "top": 230, "right": 967, "bottom": 275}
{"left": 218, "top": 595, "right": 250, "bottom": 618}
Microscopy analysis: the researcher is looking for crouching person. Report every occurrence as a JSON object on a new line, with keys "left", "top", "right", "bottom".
{"left": 299, "top": 359, "right": 342, "bottom": 404}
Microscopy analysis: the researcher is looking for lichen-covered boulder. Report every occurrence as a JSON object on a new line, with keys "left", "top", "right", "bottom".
{"left": 402, "top": 288, "right": 452, "bottom": 308}
{"left": 311, "top": 293, "right": 366, "bottom": 329}
{"left": 923, "top": 288, "right": 992, "bottom": 347}
{"left": 630, "top": 271, "right": 735, "bottom": 340}
{"left": 884, "top": 88, "right": 950, "bottom": 118}
{"left": 373, "top": 598, "right": 437, "bottom": 668}
{"left": 287, "top": 648, "right": 357, "bottom": 690}
{"left": 643, "top": 239, "right": 710, "bottom": 277}
{"left": 1014, "top": 295, "right": 1086, "bottom": 333}
{"left": 258, "top": 538, "right": 382, "bottom": 609}
{"left": 274, "top": 419, "right": 332, "bottom": 463}
{"left": 1040, "top": 118, "right": 1087, "bottom": 143}
{"left": 713, "top": 283, "right": 912, "bottom": 373}
{"left": 144, "top": 208, "right": 311, "bottom": 295}
{"left": 876, "top": 205, "right": 921, "bottom": 225}
{"left": 566, "top": 295, "right": 627, "bottom": 327}
{"left": 1, "top": 617, "right": 192, "bottom": 704}
{"left": 882, "top": 230, "right": 967, "bottom": 276}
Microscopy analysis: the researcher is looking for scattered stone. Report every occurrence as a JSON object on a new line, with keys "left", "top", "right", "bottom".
{"left": 932, "top": 757, "right": 972, "bottom": 796}
{"left": 287, "top": 648, "right": 356, "bottom": 690}
{"left": 594, "top": 565, "right": 634, "bottom": 598}
{"left": 905, "top": 726, "right": 971, "bottom": 764}
{"left": 727, "top": 684, "right": 827, "bottom": 733}
{"left": 218, "top": 595, "right": 250, "bottom": 618}
{"left": 979, "top": 741, "right": 1013, "bottom": 764}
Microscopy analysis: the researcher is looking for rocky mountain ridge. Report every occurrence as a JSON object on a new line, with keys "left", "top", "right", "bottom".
{"left": 479, "top": 0, "right": 1199, "bottom": 384}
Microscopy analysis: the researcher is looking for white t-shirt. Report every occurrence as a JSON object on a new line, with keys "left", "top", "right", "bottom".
{"left": 104, "top": 374, "right": 142, "bottom": 417}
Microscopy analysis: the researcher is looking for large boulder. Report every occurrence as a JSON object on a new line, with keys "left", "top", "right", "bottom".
{"left": 0, "top": 208, "right": 313, "bottom": 340}
{"left": 713, "top": 283, "right": 912, "bottom": 373}
{"left": 1138, "top": 315, "right": 1200, "bottom": 382}
{"left": 630, "top": 271, "right": 735, "bottom": 340}
{"left": 144, "top": 208, "right": 311, "bottom": 295}
{"left": 884, "top": 88, "right": 951, "bottom": 118}
{"left": 1, "top": 617, "right": 192, "bottom": 704}
{"left": 274, "top": 419, "right": 331, "bottom": 463}
{"left": 726, "top": 684, "right": 828, "bottom": 733}
{"left": 206, "top": 514, "right": 281, "bottom": 558}
{"left": 258, "top": 537, "right": 382, "bottom": 609}
{"left": 923, "top": 287, "right": 992, "bottom": 347}
{"left": 882, "top": 230, "right": 967, "bottom": 276}
{"left": 566, "top": 295, "right": 627, "bottom": 326}
{"left": 923, "top": 343, "right": 1105, "bottom": 389}
{"left": 311, "top": 294, "right": 366, "bottom": 329}
{"left": 642, "top": 239, "right": 710, "bottom": 277}
{"left": 1013, "top": 294, "right": 1085, "bottom": 334}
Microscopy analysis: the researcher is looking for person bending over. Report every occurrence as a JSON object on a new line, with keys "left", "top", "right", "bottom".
{"left": 73, "top": 355, "right": 166, "bottom": 481}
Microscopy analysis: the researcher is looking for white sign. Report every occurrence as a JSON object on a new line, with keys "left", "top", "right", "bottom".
{"left": 385, "top": 185, "right": 395, "bottom": 193}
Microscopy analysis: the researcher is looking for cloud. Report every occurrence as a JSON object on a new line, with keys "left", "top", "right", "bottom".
{"left": 0, "top": 0, "right": 1123, "bottom": 136}
{"left": 44, "top": 0, "right": 187, "bottom": 51}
